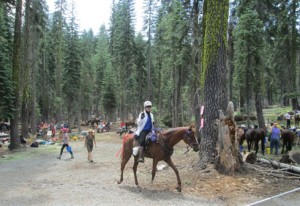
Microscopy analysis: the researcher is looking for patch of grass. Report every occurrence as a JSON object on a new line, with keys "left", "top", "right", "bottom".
{"left": 263, "top": 105, "right": 292, "bottom": 123}
{"left": 0, "top": 145, "right": 59, "bottom": 163}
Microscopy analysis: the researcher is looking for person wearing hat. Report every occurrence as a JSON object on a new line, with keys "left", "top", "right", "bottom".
{"left": 269, "top": 123, "right": 281, "bottom": 155}
{"left": 57, "top": 128, "right": 74, "bottom": 159}
{"left": 134, "top": 101, "right": 154, "bottom": 163}
{"left": 85, "top": 129, "right": 96, "bottom": 162}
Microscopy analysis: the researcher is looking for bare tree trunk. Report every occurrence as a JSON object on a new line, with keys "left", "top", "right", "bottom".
{"left": 255, "top": 92, "right": 266, "bottom": 131}
{"left": 191, "top": 0, "right": 202, "bottom": 141}
{"left": 21, "top": 103, "right": 29, "bottom": 138}
{"left": 215, "top": 102, "right": 243, "bottom": 174}
{"left": 9, "top": 0, "right": 23, "bottom": 149}
{"left": 21, "top": 0, "right": 32, "bottom": 139}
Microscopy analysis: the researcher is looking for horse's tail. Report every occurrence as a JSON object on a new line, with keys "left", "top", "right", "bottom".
{"left": 116, "top": 133, "right": 134, "bottom": 157}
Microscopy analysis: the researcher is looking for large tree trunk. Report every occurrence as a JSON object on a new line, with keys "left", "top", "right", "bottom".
{"left": 255, "top": 92, "right": 266, "bottom": 131}
{"left": 227, "top": 20, "right": 234, "bottom": 101}
{"left": 9, "top": 0, "right": 23, "bottom": 149}
{"left": 191, "top": 0, "right": 201, "bottom": 142}
{"left": 21, "top": 102, "right": 29, "bottom": 138}
{"left": 198, "top": 0, "right": 229, "bottom": 168}
{"left": 21, "top": 0, "right": 32, "bottom": 139}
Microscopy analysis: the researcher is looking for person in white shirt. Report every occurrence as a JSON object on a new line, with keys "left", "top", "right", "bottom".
{"left": 134, "top": 101, "right": 154, "bottom": 163}
{"left": 285, "top": 112, "right": 291, "bottom": 129}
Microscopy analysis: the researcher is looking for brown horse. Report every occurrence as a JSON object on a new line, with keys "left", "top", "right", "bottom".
{"left": 281, "top": 129, "right": 296, "bottom": 154}
{"left": 239, "top": 127, "right": 265, "bottom": 155}
{"left": 117, "top": 126, "right": 199, "bottom": 192}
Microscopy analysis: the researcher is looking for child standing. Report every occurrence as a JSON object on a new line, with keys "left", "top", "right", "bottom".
{"left": 57, "top": 128, "right": 74, "bottom": 159}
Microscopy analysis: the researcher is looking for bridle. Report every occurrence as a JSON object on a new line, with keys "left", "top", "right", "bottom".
{"left": 183, "top": 129, "right": 199, "bottom": 153}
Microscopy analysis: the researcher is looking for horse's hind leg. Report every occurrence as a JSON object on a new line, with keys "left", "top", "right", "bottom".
{"left": 255, "top": 141, "right": 259, "bottom": 154}
{"left": 261, "top": 138, "right": 265, "bottom": 155}
{"left": 118, "top": 152, "right": 132, "bottom": 184}
{"left": 165, "top": 158, "right": 181, "bottom": 192}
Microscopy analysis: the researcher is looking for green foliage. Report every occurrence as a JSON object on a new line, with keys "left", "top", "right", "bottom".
{"left": 62, "top": 8, "right": 81, "bottom": 110}
{"left": 0, "top": 2, "right": 13, "bottom": 119}
{"left": 233, "top": 9, "right": 264, "bottom": 86}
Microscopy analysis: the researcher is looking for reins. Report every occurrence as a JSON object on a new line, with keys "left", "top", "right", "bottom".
{"left": 158, "top": 129, "right": 194, "bottom": 157}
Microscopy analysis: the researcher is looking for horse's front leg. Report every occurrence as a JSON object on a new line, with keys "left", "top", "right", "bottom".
{"left": 247, "top": 140, "right": 251, "bottom": 152}
{"left": 118, "top": 151, "right": 132, "bottom": 184}
{"left": 165, "top": 158, "right": 181, "bottom": 192}
{"left": 281, "top": 142, "right": 285, "bottom": 154}
{"left": 133, "top": 156, "right": 139, "bottom": 186}
{"left": 255, "top": 141, "right": 259, "bottom": 154}
{"left": 151, "top": 159, "right": 159, "bottom": 183}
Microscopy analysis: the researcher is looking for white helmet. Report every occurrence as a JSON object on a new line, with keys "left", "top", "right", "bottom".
{"left": 144, "top": 101, "right": 152, "bottom": 108}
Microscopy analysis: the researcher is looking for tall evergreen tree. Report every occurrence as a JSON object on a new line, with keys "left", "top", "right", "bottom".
{"left": 94, "top": 25, "right": 116, "bottom": 120}
{"left": 234, "top": 2, "right": 266, "bottom": 130}
{"left": 62, "top": 0, "right": 81, "bottom": 127}
{"left": 48, "top": 0, "right": 68, "bottom": 121}
{"left": 110, "top": 0, "right": 136, "bottom": 120}
{"left": 0, "top": 1, "right": 13, "bottom": 120}
{"left": 10, "top": 0, "right": 23, "bottom": 149}
{"left": 142, "top": 0, "right": 159, "bottom": 100}
{"left": 80, "top": 29, "right": 96, "bottom": 120}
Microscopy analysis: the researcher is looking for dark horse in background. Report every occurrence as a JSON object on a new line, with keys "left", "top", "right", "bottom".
{"left": 86, "top": 118, "right": 100, "bottom": 127}
{"left": 239, "top": 126, "right": 266, "bottom": 155}
{"left": 281, "top": 129, "right": 296, "bottom": 154}
{"left": 117, "top": 125, "right": 199, "bottom": 192}
{"left": 295, "top": 113, "right": 300, "bottom": 126}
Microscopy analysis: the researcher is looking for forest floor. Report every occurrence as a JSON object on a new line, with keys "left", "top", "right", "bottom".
{"left": 0, "top": 128, "right": 300, "bottom": 206}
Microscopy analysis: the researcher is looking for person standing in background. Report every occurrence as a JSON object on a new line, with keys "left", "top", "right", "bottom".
{"left": 85, "top": 129, "right": 96, "bottom": 162}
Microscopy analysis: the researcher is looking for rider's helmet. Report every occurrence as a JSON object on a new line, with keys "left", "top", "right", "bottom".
{"left": 144, "top": 101, "right": 152, "bottom": 108}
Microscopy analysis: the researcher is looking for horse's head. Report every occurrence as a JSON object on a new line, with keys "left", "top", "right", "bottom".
{"left": 183, "top": 125, "right": 200, "bottom": 152}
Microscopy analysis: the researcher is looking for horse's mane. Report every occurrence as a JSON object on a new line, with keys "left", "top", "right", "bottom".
{"left": 163, "top": 127, "right": 189, "bottom": 139}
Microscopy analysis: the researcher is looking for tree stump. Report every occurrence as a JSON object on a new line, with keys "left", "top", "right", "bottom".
{"left": 215, "top": 102, "right": 243, "bottom": 174}
{"left": 280, "top": 152, "right": 300, "bottom": 164}
{"left": 245, "top": 152, "right": 257, "bottom": 164}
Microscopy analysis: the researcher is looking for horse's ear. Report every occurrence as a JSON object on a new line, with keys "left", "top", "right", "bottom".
{"left": 189, "top": 124, "right": 195, "bottom": 130}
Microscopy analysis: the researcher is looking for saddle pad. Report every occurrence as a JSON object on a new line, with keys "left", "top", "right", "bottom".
{"left": 146, "top": 131, "right": 157, "bottom": 142}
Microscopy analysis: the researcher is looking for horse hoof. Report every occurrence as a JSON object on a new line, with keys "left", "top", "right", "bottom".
{"left": 117, "top": 180, "right": 122, "bottom": 184}
{"left": 176, "top": 187, "right": 182, "bottom": 192}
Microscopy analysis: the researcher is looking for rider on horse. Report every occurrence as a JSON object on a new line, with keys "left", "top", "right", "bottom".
{"left": 134, "top": 101, "right": 154, "bottom": 163}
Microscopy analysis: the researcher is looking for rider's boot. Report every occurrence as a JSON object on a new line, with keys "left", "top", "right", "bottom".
{"left": 138, "top": 146, "right": 144, "bottom": 163}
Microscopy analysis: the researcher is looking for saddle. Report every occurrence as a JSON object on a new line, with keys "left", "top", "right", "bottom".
{"left": 145, "top": 128, "right": 162, "bottom": 145}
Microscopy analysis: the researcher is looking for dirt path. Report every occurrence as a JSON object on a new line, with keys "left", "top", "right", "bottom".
{"left": 0, "top": 132, "right": 222, "bottom": 206}
{"left": 1, "top": 132, "right": 299, "bottom": 206}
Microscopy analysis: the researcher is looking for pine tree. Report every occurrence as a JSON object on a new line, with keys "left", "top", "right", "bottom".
{"left": 110, "top": 0, "right": 136, "bottom": 120}
{"left": 0, "top": 2, "right": 13, "bottom": 120}
{"left": 48, "top": 0, "right": 68, "bottom": 120}
{"left": 10, "top": 0, "right": 23, "bottom": 149}
{"left": 234, "top": 4, "right": 266, "bottom": 129}
{"left": 80, "top": 29, "right": 96, "bottom": 120}
{"left": 62, "top": 0, "right": 81, "bottom": 127}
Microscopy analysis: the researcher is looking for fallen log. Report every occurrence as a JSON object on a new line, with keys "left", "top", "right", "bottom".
{"left": 257, "top": 158, "right": 300, "bottom": 174}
